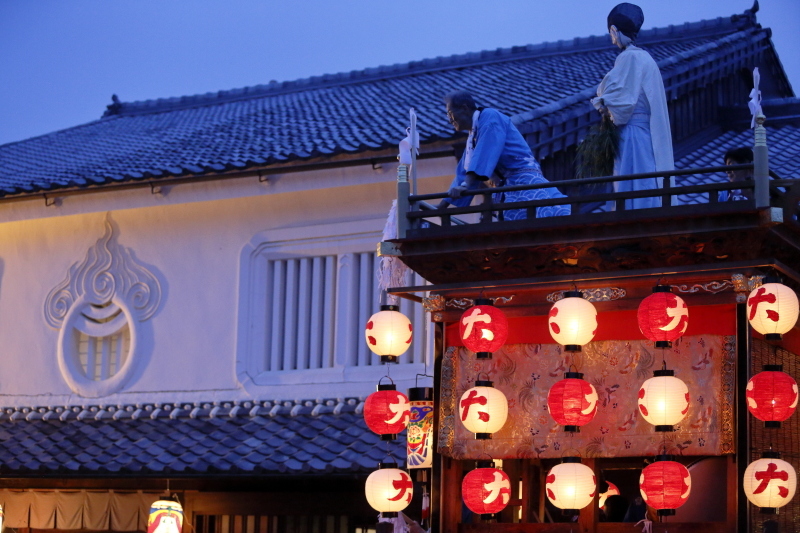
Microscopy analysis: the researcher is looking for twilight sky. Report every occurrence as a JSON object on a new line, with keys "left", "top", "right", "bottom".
{"left": 0, "top": 0, "right": 797, "bottom": 146}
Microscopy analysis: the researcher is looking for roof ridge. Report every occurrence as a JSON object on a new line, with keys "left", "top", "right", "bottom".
{"left": 104, "top": 12, "right": 755, "bottom": 118}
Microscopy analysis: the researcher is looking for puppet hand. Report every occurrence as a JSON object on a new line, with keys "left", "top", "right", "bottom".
{"left": 448, "top": 185, "right": 468, "bottom": 198}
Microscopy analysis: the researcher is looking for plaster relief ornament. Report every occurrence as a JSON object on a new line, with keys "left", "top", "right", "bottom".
{"left": 44, "top": 219, "right": 162, "bottom": 398}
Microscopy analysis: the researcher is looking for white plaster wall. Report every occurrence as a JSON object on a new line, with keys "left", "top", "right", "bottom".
{"left": 0, "top": 158, "right": 455, "bottom": 408}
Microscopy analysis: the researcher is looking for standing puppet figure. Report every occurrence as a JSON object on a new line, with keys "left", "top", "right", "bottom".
{"left": 443, "top": 90, "right": 570, "bottom": 220}
{"left": 591, "top": 3, "right": 674, "bottom": 210}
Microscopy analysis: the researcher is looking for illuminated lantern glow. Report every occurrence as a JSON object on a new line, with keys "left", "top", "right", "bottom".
{"left": 545, "top": 457, "right": 597, "bottom": 515}
{"left": 459, "top": 380, "right": 508, "bottom": 439}
{"left": 459, "top": 299, "right": 509, "bottom": 359}
{"left": 637, "top": 285, "right": 689, "bottom": 348}
{"left": 462, "top": 461, "right": 512, "bottom": 517}
{"left": 365, "top": 462, "right": 414, "bottom": 517}
{"left": 746, "top": 364, "right": 798, "bottom": 428}
{"left": 364, "top": 382, "right": 410, "bottom": 441}
{"left": 407, "top": 387, "right": 434, "bottom": 469}
{"left": 747, "top": 278, "right": 799, "bottom": 341}
{"left": 547, "top": 371, "right": 599, "bottom": 432}
{"left": 548, "top": 291, "right": 598, "bottom": 352}
{"left": 147, "top": 500, "right": 184, "bottom": 533}
{"left": 743, "top": 451, "right": 797, "bottom": 514}
{"left": 637, "top": 368, "right": 690, "bottom": 431}
{"left": 365, "top": 305, "right": 413, "bottom": 363}
{"left": 598, "top": 481, "right": 620, "bottom": 508}
{"left": 639, "top": 456, "right": 691, "bottom": 516}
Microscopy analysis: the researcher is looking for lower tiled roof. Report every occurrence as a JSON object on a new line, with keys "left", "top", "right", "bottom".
{"left": 0, "top": 399, "right": 405, "bottom": 477}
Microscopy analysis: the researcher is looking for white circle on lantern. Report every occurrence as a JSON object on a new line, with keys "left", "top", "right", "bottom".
{"left": 365, "top": 309, "right": 412, "bottom": 357}
{"left": 365, "top": 467, "right": 413, "bottom": 513}
{"left": 546, "top": 462, "right": 596, "bottom": 511}
{"left": 743, "top": 457, "right": 797, "bottom": 510}
{"left": 459, "top": 386, "right": 508, "bottom": 435}
{"left": 638, "top": 375, "right": 689, "bottom": 427}
{"left": 548, "top": 296, "right": 598, "bottom": 347}
{"left": 747, "top": 283, "right": 799, "bottom": 336}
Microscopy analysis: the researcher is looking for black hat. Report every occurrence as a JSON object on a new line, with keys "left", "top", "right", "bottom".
{"left": 607, "top": 3, "right": 644, "bottom": 39}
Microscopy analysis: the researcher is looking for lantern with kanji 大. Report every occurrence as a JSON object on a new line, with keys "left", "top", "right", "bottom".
{"left": 407, "top": 386, "right": 434, "bottom": 469}
{"left": 365, "top": 462, "right": 413, "bottom": 517}
{"left": 743, "top": 451, "right": 797, "bottom": 514}
{"left": 637, "top": 285, "right": 689, "bottom": 348}
{"left": 747, "top": 277, "right": 799, "bottom": 341}
{"left": 462, "top": 461, "right": 512, "bottom": 517}
{"left": 747, "top": 365, "right": 798, "bottom": 428}
{"left": 547, "top": 371, "right": 599, "bottom": 432}
{"left": 598, "top": 481, "right": 620, "bottom": 508}
{"left": 459, "top": 380, "right": 508, "bottom": 439}
{"left": 548, "top": 291, "right": 597, "bottom": 352}
{"left": 459, "top": 299, "right": 509, "bottom": 359}
{"left": 545, "top": 457, "right": 597, "bottom": 515}
{"left": 365, "top": 305, "right": 413, "bottom": 363}
{"left": 639, "top": 456, "right": 691, "bottom": 516}
{"left": 147, "top": 500, "right": 184, "bottom": 533}
{"left": 364, "top": 381, "right": 410, "bottom": 440}
{"left": 637, "top": 368, "right": 690, "bottom": 431}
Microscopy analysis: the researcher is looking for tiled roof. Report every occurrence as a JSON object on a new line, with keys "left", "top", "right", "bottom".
{"left": 0, "top": 8, "right": 775, "bottom": 197}
{"left": 0, "top": 399, "right": 405, "bottom": 477}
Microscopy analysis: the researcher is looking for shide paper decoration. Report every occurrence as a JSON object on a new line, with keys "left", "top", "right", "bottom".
{"left": 743, "top": 451, "right": 797, "bottom": 514}
{"left": 365, "top": 462, "right": 414, "bottom": 517}
{"left": 637, "top": 285, "right": 689, "bottom": 348}
{"left": 459, "top": 380, "right": 508, "bottom": 439}
{"left": 548, "top": 291, "right": 598, "bottom": 352}
{"left": 639, "top": 456, "right": 692, "bottom": 516}
{"left": 545, "top": 457, "right": 596, "bottom": 515}
{"left": 459, "top": 299, "right": 509, "bottom": 359}
{"left": 746, "top": 365, "right": 799, "bottom": 428}
{"left": 462, "top": 461, "right": 512, "bottom": 517}
{"left": 365, "top": 305, "right": 413, "bottom": 363}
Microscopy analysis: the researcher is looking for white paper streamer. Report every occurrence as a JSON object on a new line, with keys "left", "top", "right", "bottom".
{"left": 749, "top": 67, "right": 762, "bottom": 128}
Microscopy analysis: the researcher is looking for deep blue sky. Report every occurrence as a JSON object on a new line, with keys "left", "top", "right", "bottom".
{"left": 1, "top": 0, "right": 797, "bottom": 146}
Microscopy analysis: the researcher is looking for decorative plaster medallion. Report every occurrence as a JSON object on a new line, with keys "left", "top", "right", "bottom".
{"left": 546, "top": 287, "right": 626, "bottom": 303}
{"left": 44, "top": 219, "right": 162, "bottom": 398}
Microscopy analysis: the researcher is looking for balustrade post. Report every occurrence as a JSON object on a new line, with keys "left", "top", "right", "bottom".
{"left": 397, "top": 163, "right": 410, "bottom": 239}
{"left": 753, "top": 114, "right": 770, "bottom": 208}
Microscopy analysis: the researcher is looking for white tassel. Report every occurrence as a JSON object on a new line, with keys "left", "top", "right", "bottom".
{"left": 377, "top": 515, "right": 409, "bottom": 533}
{"left": 378, "top": 200, "right": 411, "bottom": 306}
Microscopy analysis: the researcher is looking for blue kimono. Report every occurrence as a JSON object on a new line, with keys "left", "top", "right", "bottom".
{"left": 446, "top": 109, "right": 570, "bottom": 219}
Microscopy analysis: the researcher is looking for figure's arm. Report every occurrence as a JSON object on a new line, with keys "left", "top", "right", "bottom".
{"left": 465, "top": 112, "right": 505, "bottom": 179}
{"left": 594, "top": 51, "right": 641, "bottom": 126}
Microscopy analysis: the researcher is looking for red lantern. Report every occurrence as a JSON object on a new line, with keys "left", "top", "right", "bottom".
{"left": 746, "top": 365, "right": 798, "bottom": 428}
{"left": 364, "top": 381, "right": 410, "bottom": 440}
{"left": 462, "top": 461, "right": 512, "bottom": 516}
{"left": 639, "top": 456, "right": 691, "bottom": 516}
{"left": 547, "top": 372, "right": 598, "bottom": 432}
{"left": 637, "top": 285, "right": 689, "bottom": 348}
{"left": 459, "top": 299, "right": 509, "bottom": 358}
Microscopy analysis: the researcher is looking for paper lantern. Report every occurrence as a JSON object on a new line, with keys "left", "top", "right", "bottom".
{"left": 364, "top": 382, "right": 410, "bottom": 440}
{"left": 547, "top": 371, "right": 599, "bottom": 432}
{"left": 746, "top": 365, "right": 799, "bottom": 428}
{"left": 459, "top": 380, "right": 508, "bottom": 439}
{"left": 545, "top": 457, "right": 596, "bottom": 515}
{"left": 407, "top": 386, "right": 434, "bottom": 469}
{"left": 548, "top": 291, "right": 597, "bottom": 351}
{"left": 459, "top": 299, "right": 509, "bottom": 358}
{"left": 743, "top": 451, "right": 797, "bottom": 514}
{"left": 365, "top": 462, "right": 414, "bottom": 517}
{"left": 637, "top": 368, "right": 690, "bottom": 431}
{"left": 598, "top": 481, "right": 620, "bottom": 508}
{"left": 147, "top": 500, "right": 184, "bottom": 533}
{"left": 462, "top": 461, "right": 512, "bottom": 516}
{"left": 639, "top": 456, "right": 691, "bottom": 516}
{"left": 637, "top": 285, "right": 689, "bottom": 347}
{"left": 747, "top": 279, "right": 799, "bottom": 340}
{"left": 365, "top": 305, "right": 413, "bottom": 363}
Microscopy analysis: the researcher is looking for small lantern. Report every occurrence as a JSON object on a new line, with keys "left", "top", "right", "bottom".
{"left": 548, "top": 291, "right": 597, "bottom": 352}
{"left": 364, "top": 381, "right": 410, "bottom": 440}
{"left": 459, "top": 299, "right": 509, "bottom": 359}
{"left": 547, "top": 371, "right": 599, "bottom": 432}
{"left": 598, "top": 481, "right": 620, "bottom": 508}
{"left": 639, "top": 456, "right": 691, "bottom": 516}
{"left": 747, "top": 277, "right": 799, "bottom": 341}
{"left": 462, "top": 460, "right": 512, "bottom": 518}
{"left": 365, "top": 461, "right": 414, "bottom": 517}
{"left": 637, "top": 368, "right": 690, "bottom": 431}
{"left": 147, "top": 500, "right": 184, "bottom": 533}
{"left": 407, "top": 386, "right": 434, "bottom": 469}
{"left": 637, "top": 285, "right": 689, "bottom": 348}
{"left": 365, "top": 305, "right": 413, "bottom": 363}
{"left": 743, "top": 451, "right": 797, "bottom": 514}
{"left": 545, "top": 457, "right": 596, "bottom": 515}
{"left": 459, "top": 380, "right": 508, "bottom": 439}
{"left": 746, "top": 365, "right": 798, "bottom": 428}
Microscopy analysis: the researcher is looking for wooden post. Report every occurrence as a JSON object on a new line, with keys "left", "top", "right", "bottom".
{"left": 753, "top": 114, "right": 769, "bottom": 209}
{"left": 736, "top": 300, "right": 752, "bottom": 533}
{"left": 397, "top": 163, "right": 410, "bottom": 239}
{"left": 577, "top": 458, "right": 597, "bottom": 533}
